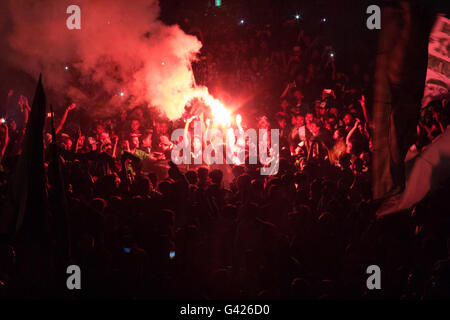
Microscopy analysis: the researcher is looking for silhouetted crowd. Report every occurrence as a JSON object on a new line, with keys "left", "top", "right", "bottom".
{"left": 0, "top": 20, "right": 449, "bottom": 299}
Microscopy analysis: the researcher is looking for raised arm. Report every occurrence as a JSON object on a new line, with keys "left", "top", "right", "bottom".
{"left": 184, "top": 116, "right": 195, "bottom": 148}
{"left": 203, "top": 118, "right": 212, "bottom": 145}
{"left": 18, "top": 95, "right": 31, "bottom": 126}
{"left": 346, "top": 118, "right": 360, "bottom": 145}
{"left": 112, "top": 135, "right": 119, "bottom": 158}
{"left": 359, "top": 95, "right": 370, "bottom": 126}
{"left": 280, "top": 82, "right": 292, "bottom": 99}
{"left": 56, "top": 103, "right": 76, "bottom": 134}
{"left": 1, "top": 123, "right": 9, "bottom": 157}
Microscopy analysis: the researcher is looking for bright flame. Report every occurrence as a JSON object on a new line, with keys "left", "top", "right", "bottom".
{"left": 202, "top": 95, "right": 231, "bottom": 126}
{"left": 184, "top": 87, "right": 231, "bottom": 126}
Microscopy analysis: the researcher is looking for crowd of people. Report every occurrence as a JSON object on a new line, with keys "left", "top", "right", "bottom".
{"left": 0, "top": 16, "right": 450, "bottom": 299}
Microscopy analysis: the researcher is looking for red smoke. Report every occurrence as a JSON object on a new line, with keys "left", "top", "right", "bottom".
{"left": 1, "top": 0, "right": 202, "bottom": 118}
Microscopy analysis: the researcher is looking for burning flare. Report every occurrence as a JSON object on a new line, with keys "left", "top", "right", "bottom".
{"left": 184, "top": 87, "right": 232, "bottom": 126}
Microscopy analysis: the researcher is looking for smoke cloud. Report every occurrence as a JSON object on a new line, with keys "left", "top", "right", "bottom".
{"left": 0, "top": 0, "right": 202, "bottom": 119}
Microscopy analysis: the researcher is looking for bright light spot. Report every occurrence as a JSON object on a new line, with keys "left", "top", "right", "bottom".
{"left": 240, "top": 19, "right": 244, "bottom": 24}
{"left": 203, "top": 96, "right": 231, "bottom": 126}
{"left": 185, "top": 88, "right": 231, "bottom": 127}
{"left": 161, "top": 61, "right": 165, "bottom": 66}
{"left": 64, "top": 66, "right": 69, "bottom": 70}
{"left": 295, "top": 14, "right": 300, "bottom": 20}
{"left": 169, "top": 251, "right": 175, "bottom": 259}
{"left": 330, "top": 52, "right": 334, "bottom": 57}
{"left": 236, "top": 114, "right": 242, "bottom": 125}
{"left": 322, "top": 18, "right": 327, "bottom": 22}
{"left": 0, "top": 118, "right": 5, "bottom": 124}
{"left": 120, "top": 92, "right": 124, "bottom": 97}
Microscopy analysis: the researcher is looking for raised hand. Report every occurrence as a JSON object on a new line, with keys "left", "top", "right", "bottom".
{"left": 18, "top": 95, "right": 24, "bottom": 109}
{"left": 77, "top": 134, "right": 84, "bottom": 143}
{"left": 236, "top": 114, "right": 242, "bottom": 127}
{"left": 23, "top": 96, "right": 30, "bottom": 110}
{"left": 18, "top": 95, "right": 30, "bottom": 112}
{"left": 358, "top": 95, "right": 366, "bottom": 107}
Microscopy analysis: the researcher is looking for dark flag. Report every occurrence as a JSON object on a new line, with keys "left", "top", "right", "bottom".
{"left": 372, "top": 1, "right": 436, "bottom": 200}
{"left": 376, "top": 11, "right": 450, "bottom": 217}
{"left": 377, "top": 126, "right": 450, "bottom": 217}
{"left": 0, "top": 75, "right": 51, "bottom": 297}
{"left": 0, "top": 74, "right": 48, "bottom": 238}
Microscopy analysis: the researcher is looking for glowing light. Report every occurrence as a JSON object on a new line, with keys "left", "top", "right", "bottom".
{"left": 169, "top": 251, "right": 175, "bottom": 259}
{"left": 330, "top": 52, "right": 334, "bottom": 57}
{"left": 0, "top": 118, "right": 5, "bottom": 124}
{"left": 295, "top": 14, "right": 300, "bottom": 20}
{"left": 161, "top": 61, "right": 165, "bottom": 65}
{"left": 64, "top": 66, "right": 69, "bottom": 70}
{"left": 236, "top": 114, "right": 242, "bottom": 127}
{"left": 202, "top": 95, "right": 231, "bottom": 126}
{"left": 240, "top": 19, "right": 244, "bottom": 24}
{"left": 322, "top": 18, "right": 327, "bottom": 22}
{"left": 185, "top": 88, "right": 232, "bottom": 126}
{"left": 120, "top": 92, "right": 125, "bottom": 97}
{"left": 215, "top": 0, "right": 221, "bottom": 6}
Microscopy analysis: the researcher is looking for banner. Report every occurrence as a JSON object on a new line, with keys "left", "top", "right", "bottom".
{"left": 377, "top": 125, "right": 450, "bottom": 217}
{"left": 422, "top": 15, "right": 450, "bottom": 108}
{"left": 372, "top": 3, "right": 433, "bottom": 200}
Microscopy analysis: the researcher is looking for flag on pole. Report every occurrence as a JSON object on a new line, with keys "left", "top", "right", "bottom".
{"left": 377, "top": 125, "right": 450, "bottom": 217}
{"left": 0, "top": 75, "right": 47, "bottom": 239}
{"left": 372, "top": 2, "right": 435, "bottom": 200}
{"left": 421, "top": 15, "right": 450, "bottom": 108}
